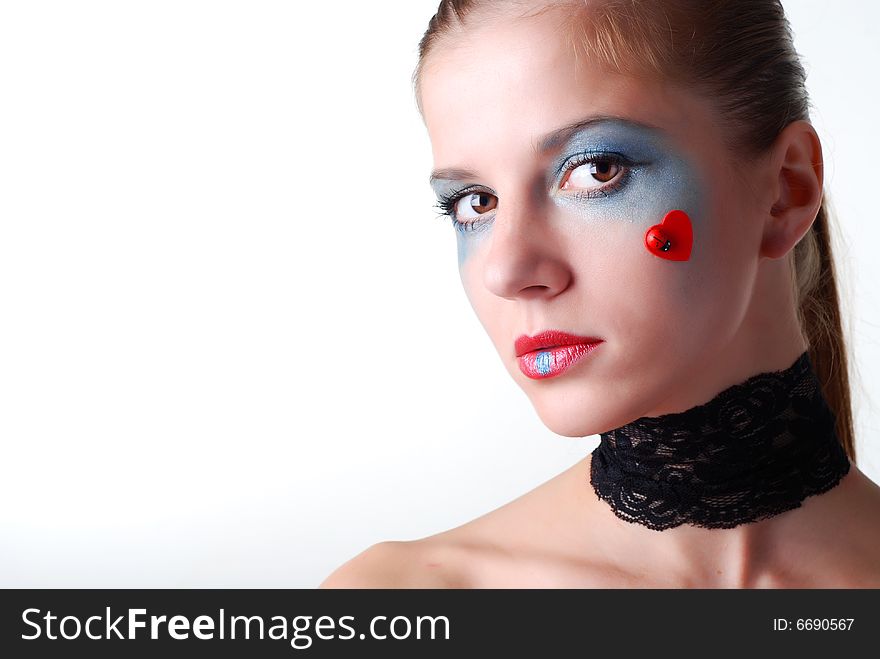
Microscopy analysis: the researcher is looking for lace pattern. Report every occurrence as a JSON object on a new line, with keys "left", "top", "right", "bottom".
{"left": 589, "top": 351, "right": 851, "bottom": 531}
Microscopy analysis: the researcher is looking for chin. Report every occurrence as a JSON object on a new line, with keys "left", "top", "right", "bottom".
{"left": 530, "top": 397, "right": 609, "bottom": 438}
{"left": 526, "top": 377, "right": 650, "bottom": 437}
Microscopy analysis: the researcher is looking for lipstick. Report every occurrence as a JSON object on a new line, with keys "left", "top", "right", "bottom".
{"left": 515, "top": 330, "right": 603, "bottom": 379}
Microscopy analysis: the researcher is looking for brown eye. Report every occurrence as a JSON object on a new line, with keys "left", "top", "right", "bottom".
{"left": 454, "top": 192, "right": 498, "bottom": 220}
{"left": 561, "top": 158, "right": 623, "bottom": 190}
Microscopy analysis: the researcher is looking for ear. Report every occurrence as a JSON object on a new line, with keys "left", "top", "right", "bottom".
{"left": 760, "top": 119, "right": 824, "bottom": 260}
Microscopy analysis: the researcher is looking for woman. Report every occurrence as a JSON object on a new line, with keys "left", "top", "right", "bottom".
{"left": 321, "top": 0, "right": 880, "bottom": 588}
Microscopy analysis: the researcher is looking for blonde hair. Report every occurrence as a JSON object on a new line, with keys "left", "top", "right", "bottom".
{"left": 413, "top": 0, "right": 858, "bottom": 462}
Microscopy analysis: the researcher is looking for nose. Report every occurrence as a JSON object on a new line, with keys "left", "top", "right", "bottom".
{"left": 480, "top": 199, "right": 573, "bottom": 301}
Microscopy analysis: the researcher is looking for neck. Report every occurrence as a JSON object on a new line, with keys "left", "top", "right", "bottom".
{"left": 583, "top": 471, "right": 856, "bottom": 587}
{"left": 582, "top": 348, "right": 851, "bottom": 586}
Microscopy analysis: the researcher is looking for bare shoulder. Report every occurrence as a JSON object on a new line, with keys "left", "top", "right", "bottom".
{"left": 318, "top": 538, "right": 468, "bottom": 589}
{"left": 319, "top": 460, "right": 610, "bottom": 589}
{"left": 318, "top": 465, "right": 573, "bottom": 589}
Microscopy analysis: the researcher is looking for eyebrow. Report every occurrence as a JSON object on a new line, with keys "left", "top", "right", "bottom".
{"left": 428, "top": 114, "right": 662, "bottom": 185}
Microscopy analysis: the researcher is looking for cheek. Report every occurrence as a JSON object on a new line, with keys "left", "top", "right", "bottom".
{"left": 561, "top": 158, "right": 738, "bottom": 353}
{"left": 456, "top": 264, "right": 512, "bottom": 363}
{"left": 454, "top": 224, "right": 492, "bottom": 268}
{"left": 627, "top": 173, "right": 753, "bottom": 360}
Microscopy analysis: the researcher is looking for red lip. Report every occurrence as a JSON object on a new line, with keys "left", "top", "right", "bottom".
{"left": 515, "top": 331, "right": 604, "bottom": 380}
{"left": 515, "top": 330, "right": 603, "bottom": 358}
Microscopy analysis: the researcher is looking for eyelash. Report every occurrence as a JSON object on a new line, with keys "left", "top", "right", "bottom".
{"left": 433, "top": 151, "right": 637, "bottom": 233}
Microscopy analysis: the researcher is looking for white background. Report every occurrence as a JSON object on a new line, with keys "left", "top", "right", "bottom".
{"left": 1, "top": 1, "right": 878, "bottom": 587}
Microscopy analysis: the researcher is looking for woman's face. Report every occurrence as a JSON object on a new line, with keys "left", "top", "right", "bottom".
{"left": 420, "top": 8, "right": 772, "bottom": 436}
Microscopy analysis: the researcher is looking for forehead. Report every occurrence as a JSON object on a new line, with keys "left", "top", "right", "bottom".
{"left": 419, "top": 8, "right": 719, "bottom": 170}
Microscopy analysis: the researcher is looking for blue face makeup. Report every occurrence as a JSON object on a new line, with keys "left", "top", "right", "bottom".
{"left": 429, "top": 117, "right": 707, "bottom": 268}
{"left": 430, "top": 178, "right": 496, "bottom": 266}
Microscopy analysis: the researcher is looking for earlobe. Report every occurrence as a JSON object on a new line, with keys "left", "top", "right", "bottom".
{"left": 760, "top": 120, "right": 824, "bottom": 260}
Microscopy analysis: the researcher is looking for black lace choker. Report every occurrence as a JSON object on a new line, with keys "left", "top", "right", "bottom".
{"left": 589, "top": 351, "right": 851, "bottom": 531}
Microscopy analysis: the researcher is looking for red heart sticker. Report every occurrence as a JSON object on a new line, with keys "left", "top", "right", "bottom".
{"left": 644, "top": 209, "right": 693, "bottom": 261}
